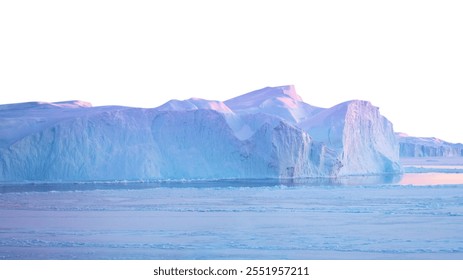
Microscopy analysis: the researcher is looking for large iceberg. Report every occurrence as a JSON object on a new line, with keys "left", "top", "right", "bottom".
{"left": 0, "top": 86, "right": 401, "bottom": 181}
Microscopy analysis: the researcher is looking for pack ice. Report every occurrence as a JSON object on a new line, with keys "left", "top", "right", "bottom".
{"left": 0, "top": 86, "right": 401, "bottom": 181}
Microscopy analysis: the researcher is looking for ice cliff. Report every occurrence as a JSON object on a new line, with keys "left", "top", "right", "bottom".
{"left": 397, "top": 133, "right": 463, "bottom": 157}
{"left": 0, "top": 86, "right": 401, "bottom": 181}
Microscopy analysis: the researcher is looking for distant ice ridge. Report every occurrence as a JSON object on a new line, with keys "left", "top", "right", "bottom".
{"left": 0, "top": 85, "right": 401, "bottom": 181}
{"left": 397, "top": 133, "right": 463, "bottom": 157}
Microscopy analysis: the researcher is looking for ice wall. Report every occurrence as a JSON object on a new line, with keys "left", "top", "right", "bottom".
{"left": 0, "top": 86, "right": 402, "bottom": 181}
{"left": 397, "top": 134, "right": 463, "bottom": 157}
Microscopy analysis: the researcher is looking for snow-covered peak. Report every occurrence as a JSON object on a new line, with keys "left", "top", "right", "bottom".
{"left": 51, "top": 100, "right": 93, "bottom": 108}
{"left": 186, "top": 98, "right": 234, "bottom": 113}
{"left": 223, "top": 85, "right": 321, "bottom": 124}
{"left": 157, "top": 98, "right": 233, "bottom": 114}
{"left": 280, "top": 85, "right": 303, "bottom": 101}
{"left": 156, "top": 99, "right": 197, "bottom": 111}
{"left": 224, "top": 85, "right": 302, "bottom": 110}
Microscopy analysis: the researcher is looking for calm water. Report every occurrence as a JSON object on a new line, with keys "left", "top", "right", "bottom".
{"left": 1, "top": 173, "right": 463, "bottom": 260}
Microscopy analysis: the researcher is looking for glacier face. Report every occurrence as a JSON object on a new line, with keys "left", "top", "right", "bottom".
{"left": 0, "top": 86, "right": 401, "bottom": 181}
{"left": 397, "top": 133, "right": 463, "bottom": 157}
{"left": 330, "top": 100, "right": 400, "bottom": 175}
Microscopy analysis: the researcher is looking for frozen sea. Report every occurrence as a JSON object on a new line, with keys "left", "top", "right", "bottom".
{"left": 1, "top": 159, "right": 463, "bottom": 259}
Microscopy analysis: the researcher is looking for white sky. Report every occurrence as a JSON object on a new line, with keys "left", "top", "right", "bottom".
{"left": 1, "top": 1, "right": 462, "bottom": 143}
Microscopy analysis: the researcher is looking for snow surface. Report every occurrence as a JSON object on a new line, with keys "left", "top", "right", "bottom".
{"left": 0, "top": 86, "right": 401, "bottom": 181}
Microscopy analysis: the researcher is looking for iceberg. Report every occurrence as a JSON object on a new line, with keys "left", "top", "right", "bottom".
{"left": 301, "top": 100, "right": 401, "bottom": 175}
{"left": 397, "top": 133, "right": 463, "bottom": 157}
{"left": 0, "top": 86, "right": 402, "bottom": 181}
